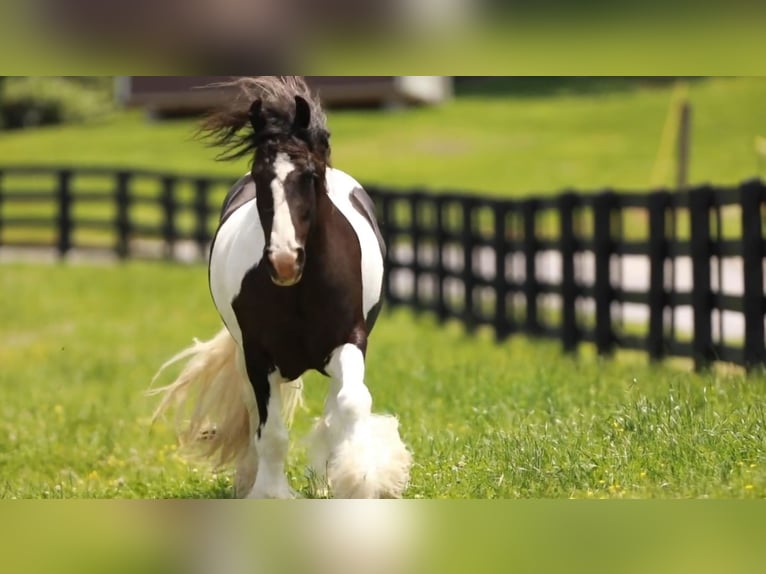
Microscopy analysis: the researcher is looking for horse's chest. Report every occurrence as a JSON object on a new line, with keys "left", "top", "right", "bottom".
{"left": 232, "top": 279, "right": 355, "bottom": 378}
{"left": 264, "top": 316, "right": 328, "bottom": 378}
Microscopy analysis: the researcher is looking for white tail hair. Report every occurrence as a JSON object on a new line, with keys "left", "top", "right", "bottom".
{"left": 149, "top": 327, "right": 304, "bottom": 470}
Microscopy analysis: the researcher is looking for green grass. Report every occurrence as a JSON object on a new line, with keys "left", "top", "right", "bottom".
{"left": 1, "top": 77, "right": 765, "bottom": 195}
{"left": 1, "top": 263, "right": 765, "bottom": 498}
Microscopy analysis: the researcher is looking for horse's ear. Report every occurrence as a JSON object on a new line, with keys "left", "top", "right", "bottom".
{"left": 249, "top": 99, "right": 264, "bottom": 131}
{"left": 293, "top": 95, "right": 311, "bottom": 131}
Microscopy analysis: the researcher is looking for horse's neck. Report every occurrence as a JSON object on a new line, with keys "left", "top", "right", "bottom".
{"left": 311, "top": 183, "right": 337, "bottom": 249}
{"left": 304, "top": 182, "right": 349, "bottom": 272}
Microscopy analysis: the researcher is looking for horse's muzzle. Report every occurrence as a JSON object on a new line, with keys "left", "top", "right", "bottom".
{"left": 267, "top": 248, "right": 305, "bottom": 286}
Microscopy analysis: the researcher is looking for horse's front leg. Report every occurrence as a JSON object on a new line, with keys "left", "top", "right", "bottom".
{"left": 242, "top": 353, "right": 293, "bottom": 499}
{"left": 309, "top": 340, "right": 411, "bottom": 498}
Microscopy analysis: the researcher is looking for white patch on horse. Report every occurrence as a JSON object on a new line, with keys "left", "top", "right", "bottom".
{"left": 246, "top": 370, "right": 293, "bottom": 499}
{"left": 325, "top": 168, "right": 384, "bottom": 319}
{"left": 326, "top": 344, "right": 373, "bottom": 422}
{"left": 309, "top": 344, "right": 411, "bottom": 498}
{"left": 209, "top": 188, "right": 263, "bottom": 347}
{"left": 269, "top": 152, "right": 299, "bottom": 255}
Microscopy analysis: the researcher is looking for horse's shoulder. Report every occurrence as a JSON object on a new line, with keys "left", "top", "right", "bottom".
{"left": 326, "top": 168, "right": 385, "bottom": 258}
{"left": 219, "top": 173, "right": 256, "bottom": 224}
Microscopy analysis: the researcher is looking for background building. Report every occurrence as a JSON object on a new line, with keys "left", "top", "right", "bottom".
{"left": 116, "top": 76, "right": 453, "bottom": 116}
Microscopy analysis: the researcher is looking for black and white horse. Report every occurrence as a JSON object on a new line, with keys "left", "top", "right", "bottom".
{"left": 152, "top": 76, "right": 411, "bottom": 498}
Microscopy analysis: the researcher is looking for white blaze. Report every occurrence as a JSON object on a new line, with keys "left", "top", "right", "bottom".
{"left": 269, "top": 152, "right": 298, "bottom": 254}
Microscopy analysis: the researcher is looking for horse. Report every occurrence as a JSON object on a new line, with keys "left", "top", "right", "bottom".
{"left": 151, "top": 76, "right": 411, "bottom": 498}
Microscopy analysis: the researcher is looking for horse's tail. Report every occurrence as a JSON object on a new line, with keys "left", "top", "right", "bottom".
{"left": 148, "top": 327, "right": 304, "bottom": 472}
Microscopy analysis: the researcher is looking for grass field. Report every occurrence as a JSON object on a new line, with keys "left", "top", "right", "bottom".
{"left": 2, "top": 263, "right": 765, "bottom": 499}
{"left": 2, "top": 78, "right": 765, "bottom": 499}
{"left": 1, "top": 77, "right": 766, "bottom": 195}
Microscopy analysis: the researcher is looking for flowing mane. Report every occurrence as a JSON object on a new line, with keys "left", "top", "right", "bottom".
{"left": 198, "top": 76, "right": 331, "bottom": 163}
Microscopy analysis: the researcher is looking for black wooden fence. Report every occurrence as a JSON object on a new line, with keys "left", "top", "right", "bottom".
{"left": 1, "top": 166, "right": 764, "bottom": 371}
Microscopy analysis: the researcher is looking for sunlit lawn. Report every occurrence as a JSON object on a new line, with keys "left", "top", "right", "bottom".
{"left": 2, "top": 78, "right": 765, "bottom": 499}
{"left": 1, "top": 263, "right": 765, "bottom": 499}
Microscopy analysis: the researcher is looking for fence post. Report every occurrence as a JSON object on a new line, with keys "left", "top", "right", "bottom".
{"left": 435, "top": 195, "right": 448, "bottom": 321}
{"left": 522, "top": 199, "right": 540, "bottom": 334}
{"left": 378, "top": 192, "right": 394, "bottom": 304}
{"left": 57, "top": 170, "right": 73, "bottom": 258}
{"left": 115, "top": 171, "right": 131, "bottom": 259}
{"left": 592, "top": 191, "right": 615, "bottom": 355}
{"left": 558, "top": 192, "right": 578, "bottom": 353}
{"left": 410, "top": 191, "right": 423, "bottom": 311}
{"left": 462, "top": 196, "right": 477, "bottom": 331}
{"left": 194, "top": 178, "right": 210, "bottom": 260}
{"left": 689, "top": 186, "right": 714, "bottom": 370}
{"left": 647, "top": 190, "right": 670, "bottom": 361}
{"left": 493, "top": 200, "right": 510, "bottom": 340}
{"left": 369, "top": 187, "right": 396, "bottom": 307}
{"left": 161, "top": 176, "right": 177, "bottom": 260}
{"left": 740, "top": 180, "right": 766, "bottom": 371}
{"left": 676, "top": 101, "right": 692, "bottom": 191}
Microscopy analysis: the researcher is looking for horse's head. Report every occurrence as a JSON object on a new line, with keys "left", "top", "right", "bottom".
{"left": 249, "top": 95, "right": 330, "bottom": 287}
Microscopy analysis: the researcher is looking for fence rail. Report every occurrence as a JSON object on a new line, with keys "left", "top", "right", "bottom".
{"left": 1, "top": 166, "right": 764, "bottom": 371}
